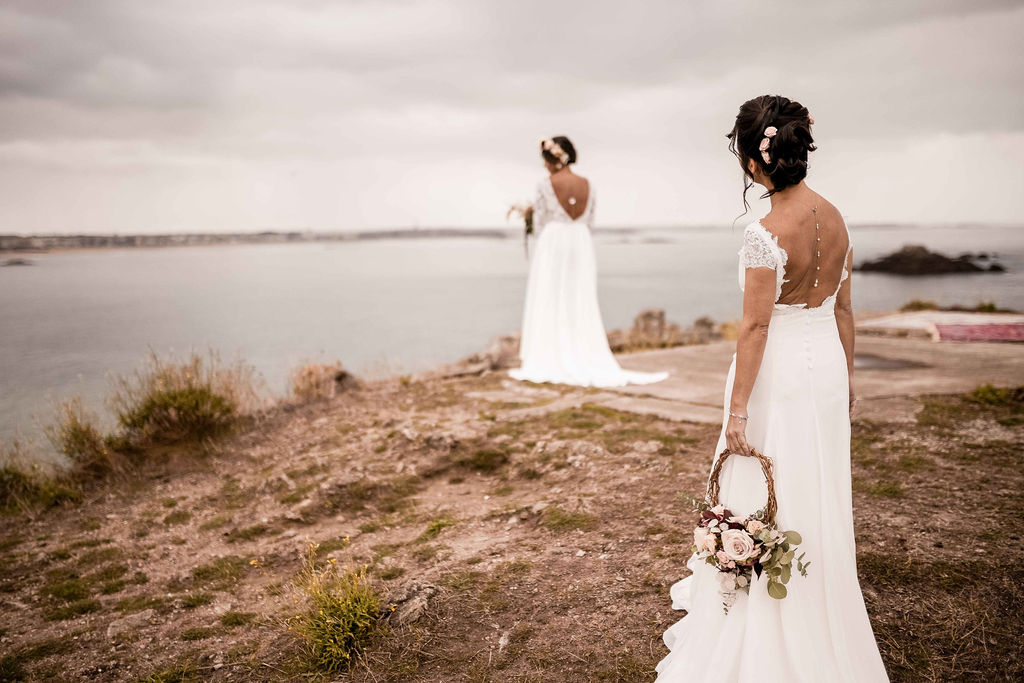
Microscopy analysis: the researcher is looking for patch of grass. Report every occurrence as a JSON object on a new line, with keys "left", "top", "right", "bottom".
{"left": 516, "top": 466, "right": 543, "bottom": 480}
{"left": 43, "top": 598, "right": 101, "bottom": 621}
{"left": 322, "top": 476, "right": 421, "bottom": 515}
{"left": 852, "top": 478, "right": 904, "bottom": 498}
{"left": 416, "top": 515, "right": 455, "bottom": 542}
{"left": 220, "top": 610, "right": 257, "bottom": 627}
{"left": 138, "top": 660, "right": 200, "bottom": 682}
{"left": 371, "top": 543, "right": 402, "bottom": 562}
{"left": 181, "top": 592, "right": 214, "bottom": 608}
{"left": 442, "top": 570, "right": 483, "bottom": 591}
{"left": 0, "top": 637, "right": 75, "bottom": 679}
{"left": 190, "top": 555, "right": 248, "bottom": 588}
{"left": 456, "top": 447, "right": 510, "bottom": 472}
{"left": 226, "top": 523, "right": 275, "bottom": 543}
{"left": 900, "top": 299, "right": 938, "bottom": 312}
{"left": 316, "top": 536, "right": 352, "bottom": 554}
{"left": 288, "top": 544, "right": 383, "bottom": 674}
{"left": 198, "top": 514, "right": 233, "bottom": 531}
{"left": 968, "top": 384, "right": 1023, "bottom": 407}
{"left": 541, "top": 506, "right": 597, "bottom": 532}
{"left": 163, "top": 510, "right": 192, "bottom": 526}
{"left": 490, "top": 484, "right": 515, "bottom": 496}
{"left": 378, "top": 567, "right": 405, "bottom": 580}
{"left": 411, "top": 545, "right": 439, "bottom": 562}
{"left": 358, "top": 520, "right": 381, "bottom": 534}
{"left": 88, "top": 563, "right": 129, "bottom": 583}
{"left": 79, "top": 546, "right": 122, "bottom": 567}
{"left": 116, "top": 595, "right": 168, "bottom": 613}
{"left": 180, "top": 626, "right": 219, "bottom": 641}
{"left": 40, "top": 575, "right": 91, "bottom": 602}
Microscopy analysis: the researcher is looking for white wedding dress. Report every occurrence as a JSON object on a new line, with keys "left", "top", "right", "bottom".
{"left": 509, "top": 177, "right": 667, "bottom": 387}
{"left": 656, "top": 219, "right": 889, "bottom": 682}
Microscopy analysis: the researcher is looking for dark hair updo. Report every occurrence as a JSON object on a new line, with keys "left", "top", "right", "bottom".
{"left": 540, "top": 135, "right": 577, "bottom": 165}
{"left": 728, "top": 95, "right": 816, "bottom": 211}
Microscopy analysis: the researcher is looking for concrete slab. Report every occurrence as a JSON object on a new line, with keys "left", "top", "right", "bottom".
{"left": 602, "top": 335, "right": 1024, "bottom": 424}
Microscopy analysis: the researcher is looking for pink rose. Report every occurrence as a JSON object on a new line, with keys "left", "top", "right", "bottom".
{"left": 746, "top": 519, "right": 765, "bottom": 534}
{"left": 720, "top": 529, "right": 756, "bottom": 562}
{"left": 715, "top": 550, "right": 736, "bottom": 569}
{"left": 764, "top": 126, "right": 777, "bottom": 138}
{"left": 759, "top": 138, "right": 770, "bottom": 152}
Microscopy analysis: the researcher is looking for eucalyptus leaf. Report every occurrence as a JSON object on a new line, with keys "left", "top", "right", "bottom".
{"left": 767, "top": 581, "right": 788, "bottom": 599}
{"left": 784, "top": 531, "right": 803, "bottom": 545}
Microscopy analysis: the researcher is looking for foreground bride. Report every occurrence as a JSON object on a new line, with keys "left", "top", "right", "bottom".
{"left": 510, "top": 136, "right": 667, "bottom": 387}
{"left": 656, "top": 96, "right": 888, "bottom": 682}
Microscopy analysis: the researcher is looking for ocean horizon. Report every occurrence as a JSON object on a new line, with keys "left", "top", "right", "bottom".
{"left": 2, "top": 222, "right": 1021, "bottom": 451}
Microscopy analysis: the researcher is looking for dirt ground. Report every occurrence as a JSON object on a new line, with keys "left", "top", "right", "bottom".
{"left": 1, "top": 372, "right": 1021, "bottom": 682}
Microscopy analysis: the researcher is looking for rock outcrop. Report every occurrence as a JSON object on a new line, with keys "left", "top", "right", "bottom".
{"left": 856, "top": 245, "right": 1004, "bottom": 275}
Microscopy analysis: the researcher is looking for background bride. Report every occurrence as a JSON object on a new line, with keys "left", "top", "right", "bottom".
{"left": 509, "top": 136, "right": 667, "bottom": 388}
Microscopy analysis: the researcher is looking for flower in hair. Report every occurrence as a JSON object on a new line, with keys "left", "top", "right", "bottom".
{"left": 760, "top": 126, "right": 777, "bottom": 164}
{"left": 808, "top": 115, "right": 815, "bottom": 125}
{"left": 540, "top": 137, "right": 570, "bottom": 165}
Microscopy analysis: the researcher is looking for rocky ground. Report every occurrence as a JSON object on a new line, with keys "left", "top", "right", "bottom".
{"left": 1, "top": 371, "right": 1022, "bottom": 682}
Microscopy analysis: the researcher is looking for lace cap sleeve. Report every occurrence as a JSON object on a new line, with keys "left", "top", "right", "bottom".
{"left": 740, "top": 225, "right": 779, "bottom": 270}
{"left": 532, "top": 180, "right": 552, "bottom": 229}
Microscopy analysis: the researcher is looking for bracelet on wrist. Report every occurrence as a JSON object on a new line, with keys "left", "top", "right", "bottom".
{"left": 728, "top": 411, "right": 748, "bottom": 421}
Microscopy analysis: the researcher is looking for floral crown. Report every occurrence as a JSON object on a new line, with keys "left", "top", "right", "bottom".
{"left": 758, "top": 114, "right": 814, "bottom": 164}
{"left": 540, "top": 138, "right": 570, "bottom": 165}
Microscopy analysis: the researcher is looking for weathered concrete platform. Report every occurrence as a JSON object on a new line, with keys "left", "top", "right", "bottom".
{"left": 612, "top": 335, "right": 1024, "bottom": 424}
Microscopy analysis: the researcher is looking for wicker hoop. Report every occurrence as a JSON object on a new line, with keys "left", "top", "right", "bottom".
{"left": 706, "top": 448, "right": 778, "bottom": 525}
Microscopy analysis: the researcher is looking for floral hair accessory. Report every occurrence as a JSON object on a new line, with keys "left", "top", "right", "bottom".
{"left": 759, "top": 126, "right": 778, "bottom": 164}
{"left": 540, "top": 138, "right": 570, "bottom": 165}
{"left": 808, "top": 114, "right": 815, "bottom": 125}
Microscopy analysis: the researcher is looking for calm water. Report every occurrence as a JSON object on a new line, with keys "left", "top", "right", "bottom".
{"left": 2, "top": 224, "right": 1021, "bottom": 446}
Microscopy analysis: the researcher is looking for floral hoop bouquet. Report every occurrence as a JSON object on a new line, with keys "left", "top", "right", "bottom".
{"left": 690, "top": 448, "right": 809, "bottom": 612}
{"left": 506, "top": 204, "right": 534, "bottom": 257}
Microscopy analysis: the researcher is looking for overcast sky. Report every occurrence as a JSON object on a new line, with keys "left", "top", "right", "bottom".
{"left": 1, "top": 0, "right": 1022, "bottom": 234}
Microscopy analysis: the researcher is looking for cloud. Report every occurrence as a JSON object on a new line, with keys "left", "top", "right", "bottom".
{"left": 0, "top": 0, "right": 1021, "bottom": 232}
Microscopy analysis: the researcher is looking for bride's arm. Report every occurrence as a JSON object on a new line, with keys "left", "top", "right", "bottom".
{"left": 835, "top": 248, "right": 856, "bottom": 412}
{"left": 726, "top": 267, "right": 777, "bottom": 455}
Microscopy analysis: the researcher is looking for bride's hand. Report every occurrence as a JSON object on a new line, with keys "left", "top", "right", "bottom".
{"left": 849, "top": 383, "right": 857, "bottom": 415}
{"left": 725, "top": 415, "right": 750, "bottom": 456}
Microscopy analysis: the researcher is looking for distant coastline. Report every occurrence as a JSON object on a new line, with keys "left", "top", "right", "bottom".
{"left": 1, "top": 223, "right": 1019, "bottom": 253}
{"left": 0, "top": 228, "right": 518, "bottom": 252}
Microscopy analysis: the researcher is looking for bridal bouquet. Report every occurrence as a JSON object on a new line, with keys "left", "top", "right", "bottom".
{"left": 507, "top": 203, "right": 534, "bottom": 256}
{"left": 689, "top": 448, "right": 809, "bottom": 612}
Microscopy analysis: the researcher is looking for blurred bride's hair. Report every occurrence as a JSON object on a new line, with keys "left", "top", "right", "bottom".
{"left": 540, "top": 136, "right": 577, "bottom": 166}
{"left": 728, "top": 95, "right": 816, "bottom": 216}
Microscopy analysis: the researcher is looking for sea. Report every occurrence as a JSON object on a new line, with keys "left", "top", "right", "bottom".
{"left": 1, "top": 224, "right": 1021, "bottom": 450}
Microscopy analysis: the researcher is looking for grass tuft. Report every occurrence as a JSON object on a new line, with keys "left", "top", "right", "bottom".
{"left": 111, "top": 351, "right": 260, "bottom": 447}
{"left": 288, "top": 544, "right": 383, "bottom": 674}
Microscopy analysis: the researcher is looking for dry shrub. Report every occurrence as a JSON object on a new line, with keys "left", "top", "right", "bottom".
{"left": 289, "top": 361, "right": 357, "bottom": 403}
{"left": 110, "top": 352, "right": 261, "bottom": 446}
{"left": 288, "top": 544, "right": 383, "bottom": 674}
{"left": 0, "top": 442, "right": 79, "bottom": 512}
{"left": 45, "top": 397, "right": 126, "bottom": 479}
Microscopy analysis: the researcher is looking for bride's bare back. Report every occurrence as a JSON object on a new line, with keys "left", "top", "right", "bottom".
{"left": 761, "top": 192, "right": 850, "bottom": 309}
{"left": 549, "top": 171, "right": 590, "bottom": 221}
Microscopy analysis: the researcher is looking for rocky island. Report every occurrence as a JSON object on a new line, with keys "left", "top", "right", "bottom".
{"left": 856, "top": 244, "right": 1005, "bottom": 275}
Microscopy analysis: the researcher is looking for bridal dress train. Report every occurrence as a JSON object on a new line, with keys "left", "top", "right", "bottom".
{"left": 509, "top": 178, "right": 667, "bottom": 388}
{"left": 655, "top": 219, "right": 889, "bottom": 682}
